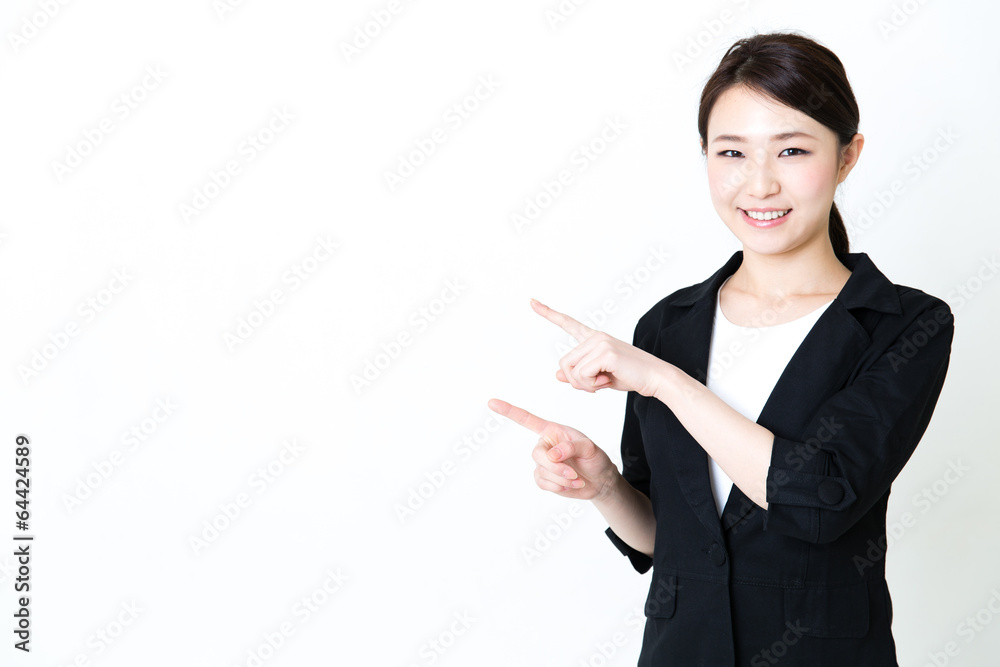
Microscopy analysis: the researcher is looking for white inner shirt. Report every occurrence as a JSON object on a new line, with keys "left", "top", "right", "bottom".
{"left": 705, "top": 276, "right": 835, "bottom": 517}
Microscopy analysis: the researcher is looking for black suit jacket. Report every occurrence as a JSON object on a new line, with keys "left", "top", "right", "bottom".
{"left": 606, "top": 250, "right": 954, "bottom": 666}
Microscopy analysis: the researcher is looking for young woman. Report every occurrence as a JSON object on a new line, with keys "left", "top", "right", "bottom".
{"left": 488, "top": 31, "right": 954, "bottom": 665}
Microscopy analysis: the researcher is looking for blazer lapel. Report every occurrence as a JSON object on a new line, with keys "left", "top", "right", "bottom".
{"left": 647, "top": 250, "right": 902, "bottom": 537}
{"left": 649, "top": 252, "right": 742, "bottom": 543}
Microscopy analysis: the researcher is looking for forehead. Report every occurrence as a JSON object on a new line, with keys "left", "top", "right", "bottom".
{"left": 708, "top": 85, "right": 830, "bottom": 141}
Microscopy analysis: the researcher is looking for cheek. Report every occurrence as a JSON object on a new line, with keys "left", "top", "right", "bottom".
{"left": 791, "top": 164, "right": 839, "bottom": 201}
{"left": 706, "top": 161, "right": 739, "bottom": 203}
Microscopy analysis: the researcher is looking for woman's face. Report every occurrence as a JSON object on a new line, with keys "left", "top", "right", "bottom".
{"left": 703, "top": 85, "right": 862, "bottom": 257}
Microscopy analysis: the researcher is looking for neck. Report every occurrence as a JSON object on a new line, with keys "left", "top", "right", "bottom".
{"left": 731, "top": 242, "right": 850, "bottom": 300}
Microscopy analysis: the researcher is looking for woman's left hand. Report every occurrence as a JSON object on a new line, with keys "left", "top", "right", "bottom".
{"left": 530, "top": 298, "right": 668, "bottom": 397}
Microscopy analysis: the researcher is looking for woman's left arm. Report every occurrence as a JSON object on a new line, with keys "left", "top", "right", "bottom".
{"left": 652, "top": 363, "right": 776, "bottom": 509}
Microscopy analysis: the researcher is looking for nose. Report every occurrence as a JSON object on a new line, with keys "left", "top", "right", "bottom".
{"left": 744, "top": 153, "right": 780, "bottom": 199}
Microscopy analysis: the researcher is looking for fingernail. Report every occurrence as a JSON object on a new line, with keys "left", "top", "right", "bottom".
{"left": 548, "top": 446, "right": 560, "bottom": 460}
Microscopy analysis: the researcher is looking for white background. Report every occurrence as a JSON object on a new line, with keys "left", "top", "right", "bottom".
{"left": 1, "top": 1, "right": 998, "bottom": 665}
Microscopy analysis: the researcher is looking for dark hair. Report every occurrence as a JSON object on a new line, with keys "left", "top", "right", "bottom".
{"left": 697, "top": 31, "right": 859, "bottom": 255}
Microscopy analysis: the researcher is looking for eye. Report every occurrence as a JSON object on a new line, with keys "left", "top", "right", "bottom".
{"left": 717, "top": 150, "right": 743, "bottom": 158}
{"left": 780, "top": 148, "right": 809, "bottom": 157}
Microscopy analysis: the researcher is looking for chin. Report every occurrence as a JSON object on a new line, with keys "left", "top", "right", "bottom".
{"left": 725, "top": 228, "right": 791, "bottom": 256}
{"left": 743, "top": 233, "right": 830, "bottom": 259}
{"left": 724, "top": 219, "right": 828, "bottom": 258}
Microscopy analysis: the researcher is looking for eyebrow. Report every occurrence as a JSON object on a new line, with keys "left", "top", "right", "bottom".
{"left": 710, "top": 131, "right": 817, "bottom": 144}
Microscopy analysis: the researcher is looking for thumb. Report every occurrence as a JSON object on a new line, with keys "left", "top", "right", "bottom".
{"left": 547, "top": 438, "right": 594, "bottom": 463}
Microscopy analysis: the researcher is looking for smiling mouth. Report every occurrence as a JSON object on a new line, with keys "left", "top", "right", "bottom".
{"left": 741, "top": 208, "right": 790, "bottom": 222}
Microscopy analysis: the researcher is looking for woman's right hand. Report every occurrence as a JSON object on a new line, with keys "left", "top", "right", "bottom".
{"left": 487, "top": 398, "right": 619, "bottom": 500}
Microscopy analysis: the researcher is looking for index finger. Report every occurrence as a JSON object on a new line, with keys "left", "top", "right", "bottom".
{"left": 529, "top": 298, "right": 595, "bottom": 342}
{"left": 487, "top": 398, "right": 550, "bottom": 435}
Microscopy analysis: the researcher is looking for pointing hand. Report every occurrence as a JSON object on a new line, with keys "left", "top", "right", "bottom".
{"left": 487, "top": 398, "right": 618, "bottom": 500}
{"left": 529, "top": 298, "right": 665, "bottom": 397}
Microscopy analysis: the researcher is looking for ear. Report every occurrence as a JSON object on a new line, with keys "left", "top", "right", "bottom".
{"left": 699, "top": 136, "right": 707, "bottom": 156}
{"left": 836, "top": 133, "right": 864, "bottom": 184}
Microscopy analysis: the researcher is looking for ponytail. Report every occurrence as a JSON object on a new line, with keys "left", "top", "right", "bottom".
{"left": 829, "top": 202, "right": 849, "bottom": 255}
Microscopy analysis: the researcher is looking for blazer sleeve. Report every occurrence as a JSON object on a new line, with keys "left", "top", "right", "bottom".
{"left": 763, "top": 298, "right": 955, "bottom": 544}
{"left": 605, "top": 322, "right": 655, "bottom": 574}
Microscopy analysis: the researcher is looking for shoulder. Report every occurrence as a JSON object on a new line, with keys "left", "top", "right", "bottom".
{"left": 835, "top": 257, "right": 955, "bottom": 372}
{"left": 635, "top": 283, "right": 704, "bottom": 332}
{"left": 631, "top": 257, "right": 732, "bottom": 349}
{"left": 871, "top": 283, "right": 954, "bottom": 353}
{"left": 851, "top": 252, "right": 954, "bottom": 340}
{"left": 894, "top": 285, "right": 952, "bottom": 322}
{"left": 635, "top": 251, "right": 741, "bottom": 323}
{"left": 839, "top": 252, "right": 951, "bottom": 316}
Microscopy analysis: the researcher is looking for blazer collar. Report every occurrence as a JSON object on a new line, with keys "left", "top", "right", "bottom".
{"left": 668, "top": 250, "right": 902, "bottom": 315}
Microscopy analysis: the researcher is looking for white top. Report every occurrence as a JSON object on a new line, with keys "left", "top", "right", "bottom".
{"left": 705, "top": 276, "right": 834, "bottom": 517}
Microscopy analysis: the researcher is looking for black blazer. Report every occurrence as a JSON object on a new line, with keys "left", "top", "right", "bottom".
{"left": 606, "top": 250, "right": 954, "bottom": 666}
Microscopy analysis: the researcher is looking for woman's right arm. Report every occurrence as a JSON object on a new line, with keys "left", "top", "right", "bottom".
{"left": 590, "top": 470, "right": 656, "bottom": 557}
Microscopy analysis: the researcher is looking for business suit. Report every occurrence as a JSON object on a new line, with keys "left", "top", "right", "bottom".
{"left": 606, "top": 250, "right": 955, "bottom": 666}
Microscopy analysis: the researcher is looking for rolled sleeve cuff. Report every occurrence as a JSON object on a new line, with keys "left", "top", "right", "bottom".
{"left": 763, "top": 435, "right": 858, "bottom": 542}
{"left": 605, "top": 526, "right": 653, "bottom": 574}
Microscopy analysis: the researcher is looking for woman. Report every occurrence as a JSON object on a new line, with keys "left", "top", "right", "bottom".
{"left": 488, "top": 31, "right": 954, "bottom": 665}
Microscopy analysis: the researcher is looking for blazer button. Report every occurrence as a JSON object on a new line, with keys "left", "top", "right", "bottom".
{"left": 707, "top": 542, "right": 726, "bottom": 566}
{"left": 818, "top": 480, "right": 845, "bottom": 505}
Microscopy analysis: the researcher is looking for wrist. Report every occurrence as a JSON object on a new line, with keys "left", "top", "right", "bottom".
{"left": 650, "top": 360, "right": 681, "bottom": 403}
{"left": 592, "top": 467, "right": 626, "bottom": 507}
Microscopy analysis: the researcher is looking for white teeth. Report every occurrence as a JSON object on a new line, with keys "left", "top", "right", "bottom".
{"left": 744, "top": 209, "right": 789, "bottom": 221}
